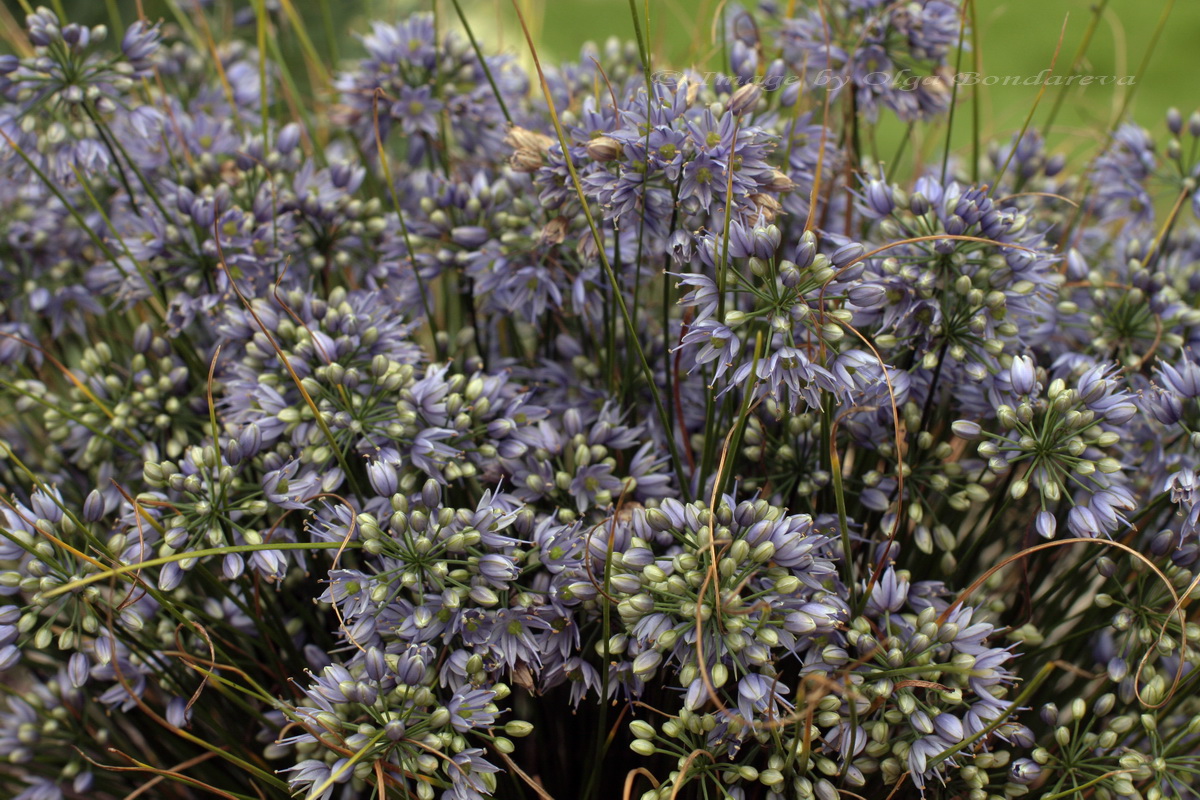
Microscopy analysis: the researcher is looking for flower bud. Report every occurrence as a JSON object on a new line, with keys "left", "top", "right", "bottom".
{"left": 1009, "top": 355, "right": 1036, "bottom": 395}
{"left": 630, "top": 720, "right": 656, "bottom": 740}
{"left": 728, "top": 83, "right": 763, "bottom": 115}
{"left": 951, "top": 420, "right": 982, "bottom": 440}
{"left": 586, "top": 136, "right": 622, "bottom": 162}
{"left": 504, "top": 720, "right": 534, "bottom": 737}
{"left": 630, "top": 738, "right": 656, "bottom": 756}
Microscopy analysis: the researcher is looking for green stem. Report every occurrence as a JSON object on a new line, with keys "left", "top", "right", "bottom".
{"left": 316, "top": 0, "right": 338, "bottom": 64}
{"left": 828, "top": 393, "right": 856, "bottom": 610}
{"left": 373, "top": 97, "right": 443, "bottom": 361}
{"left": 1040, "top": 0, "right": 1110, "bottom": 138}
{"left": 717, "top": 333, "right": 764, "bottom": 498}
{"left": 510, "top": 0, "right": 688, "bottom": 499}
{"left": 450, "top": 0, "right": 512, "bottom": 125}
{"left": 939, "top": 0, "right": 970, "bottom": 184}
{"left": 927, "top": 661, "right": 1056, "bottom": 770}
{"left": 41, "top": 541, "right": 359, "bottom": 599}
{"left": 252, "top": 0, "right": 270, "bottom": 150}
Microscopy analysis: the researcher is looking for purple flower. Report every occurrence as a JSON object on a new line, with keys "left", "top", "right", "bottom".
{"left": 1010, "top": 758, "right": 1043, "bottom": 784}
{"left": 394, "top": 86, "right": 443, "bottom": 137}
{"left": 121, "top": 20, "right": 161, "bottom": 75}
{"left": 735, "top": 673, "right": 793, "bottom": 724}
{"left": 867, "top": 568, "right": 909, "bottom": 613}
{"left": 725, "top": 345, "right": 839, "bottom": 413}
{"left": 411, "top": 428, "right": 462, "bottom": 482}
{"left": 674, "top": 272, "right": 721, "bottom": 321}
{"left": 477, "top": 553, "right": 520, "bottom": 586}
{"left": 448, "top": 748, "right": 501, "bottom": 800}
{"left": 907, "top": 735, "right": 956, "bottom": 791}
{"left": 281, "top": 759, "right": 349, "bottom": 800}
{"left": 680, "top": 152, "right": 726, "bottom": 211}
{"left": 1009, "top": 355, "right": 1036, "bottom": 396}
{"left": 446, "top": 686, "right": 497, "bottom": 732}
{"left": 568, "top": 464, "right": 623, "bottom": 512}
{"left": 675, "top": 319, "right": 741, "bottom": 383}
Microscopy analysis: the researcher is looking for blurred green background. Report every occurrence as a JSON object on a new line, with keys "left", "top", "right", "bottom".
{"left": 3, "top": 0, "right": 1196, "bottom": 159}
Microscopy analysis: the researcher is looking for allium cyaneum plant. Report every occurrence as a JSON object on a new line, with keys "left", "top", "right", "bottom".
{"left": 2, "top": 1, "right": 1200, "bottom": 798}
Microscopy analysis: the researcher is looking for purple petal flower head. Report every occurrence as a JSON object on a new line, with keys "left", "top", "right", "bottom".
{"left": 675, "top": 319, "right": 741, "bottom": 383}
{"left": 67, "top": 652, "right": 90, "bottom": 689}
{"left": 899, "top": 0, "right": 962, "bottom": 60}
{"left": 907, "top": 735, "right": 955, "bottom": 791}
{"left": 362, "top": 16, "right": 437, "bottom": 68}
{"left": 674, "top": 272, "right": 720, "bottom": 321}
{"left": 1009, "top": 354, "right": 1037, "bottom": 396}
{"left": 477, "top": 553, "right": 520, "bottom": 587}
{"left": 489, "top": 609, "right": 552, "bottom": 670}
{"left": 1076, "top": 363, "right": 1136, "bottom": 423}
{"left": 449, "top": 748, "right": 501, "bottom": 799}
{"left": 667, "top": 229, "right": 694, "bottom": 265}
{"left": 860, "top": 173, "right": 896, "bottom": 218}
{"left": 14, "top": 777, "right": 65, "bottom": 800}
{"left": 1089, "top": 123, "right": 1157, "bottom": 225}
{"left": 281, "top": 759, "right": 349, "bottom": 800}
{"left": 867, "top": 568, "right": 909, "bottom": 613}
{"left": 932, "top": 712, "right": 965, "bottom": 742}
{"left": 0, "top": 645, "right": 20, "bottom": 672}
{"left": 951, "top": 420, "right": 982, "bottom": 440}
{"left": 166, "top": 696, "right": 193, "bottom": 728}
{"left": 830, "top": 241, "right": 866, "bottom": 269}
{"left": 568, "top": 464, "right": 623, "bottom": 512}
{"left": 725, "top": 345, "right": 839, "bottom": 414}
{"left": 473, "top": 259, "right": 564, "bottom": 321}
{"left": 26, "top": 7, "right": 63, "bottom": 48}
{"left": 679, "top": 152, "right": 726, "bottom": 211}
{"left": 393, "top": 85, "right": 443, "bottom": 136}
{"left": 121, "top": 20, "right": 161, "bottom": 75}
{"left": 1141, "top": 384, "right": 1184, "bottom": 425}
{"left": 366, "top": 459, "right": 398, "bottom": 496}
{"left": 1010, "top": 758, "right": 1043, "bottom": 785}
{"left": 1155, "top": 351, "right": 1200, "bottom": 399}
{"left": 447, "top": 686, "right": 498, "bottom": 732}
{"left": 411, "top": 428, "right": 462, "bottom": 482}
{"left": 735, "top": 673, "right": 793, "bottom": 725}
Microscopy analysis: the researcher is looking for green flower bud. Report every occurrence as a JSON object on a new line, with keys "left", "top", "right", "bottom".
{"left": 759, "top": 769, "right": 784, "bottom": 787}
{"left": 630, "top": 738, "right": 656, "bottom": 756}
{"left": 504, "top": 720, "right": 534, "bottom": 737}
{"left": 630, "top": 720, "right": 656, "bottom": 740}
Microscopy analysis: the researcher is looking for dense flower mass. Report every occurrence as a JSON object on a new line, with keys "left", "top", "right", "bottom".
{"left": 2, "top": 2, "right": 1200, "bottom": 800}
